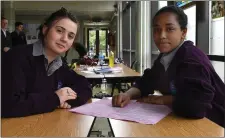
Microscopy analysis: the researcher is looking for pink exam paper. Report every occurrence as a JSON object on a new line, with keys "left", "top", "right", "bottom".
{"left": 69, "top": 98, "right": 172, "bottom": 125}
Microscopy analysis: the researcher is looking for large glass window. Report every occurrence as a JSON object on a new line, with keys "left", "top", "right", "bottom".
{"left": 88, "top": 29, "right": 108, "bottom": 56}
{"left": 209, "top": 1, "right": 224, "bottom": 82}
{"left": 158, "top": 1, "right": 167, "bottom": 9}
{"left": 89, "top": 30, "right": 96, "bottom": 55}
{"left": 184, "top": 5, "right": 196, "bottom": 45}
{"left": 99, "top": 30, "right": 107, "bottom": 56}
{"left": 210, "top": 1, "right": 224, "bottom": 56}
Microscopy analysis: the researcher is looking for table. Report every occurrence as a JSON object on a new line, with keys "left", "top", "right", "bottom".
{"left": 103, "top": 63, "right": 141, "bottom": 78}
{"left": 75, "top": 64, "right": 141, "bottom": 84}
{"left": 2, "top": 109, "right": 95, "bottom": 137}
{"left": 75, "top": 64, "right": 141, "bottom": 95}
{"left": 108, "top": 113, "right": 224, "bottom": 137}
{"left": 4, "top": 98, "right": 223, "bottom": 137}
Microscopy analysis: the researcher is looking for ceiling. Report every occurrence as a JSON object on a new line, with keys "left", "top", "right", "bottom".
{"left": 11, "top": 1, "right": 117, "bottom": 22}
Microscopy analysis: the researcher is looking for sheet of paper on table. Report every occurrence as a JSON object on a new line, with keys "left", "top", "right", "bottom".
{"left": 70, "top": 98, "right": 172, "bottom": 124}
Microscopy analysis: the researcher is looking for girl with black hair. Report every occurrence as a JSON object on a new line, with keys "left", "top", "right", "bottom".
{"left": 2, "top": 8, "right": 92, "bottom": 117}
{"left": 112, "top": 5, "right": 225, "bottom": 128}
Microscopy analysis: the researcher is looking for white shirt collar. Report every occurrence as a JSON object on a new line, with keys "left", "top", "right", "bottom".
{"left": 160, "top": 41, "right": 185, "bottom": 71}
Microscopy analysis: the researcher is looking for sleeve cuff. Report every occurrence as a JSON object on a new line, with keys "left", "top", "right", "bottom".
{"left": 52, "top": 93, "right": 60, "bottom": 107}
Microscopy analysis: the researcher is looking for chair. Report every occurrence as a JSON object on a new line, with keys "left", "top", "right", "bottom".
{"left": 131, "top": 60, "right": 138, "bottom": 70}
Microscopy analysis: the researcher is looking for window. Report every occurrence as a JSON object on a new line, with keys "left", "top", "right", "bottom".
{"left": 209, "top": 1, "right": 224, "bottom": 82}
{"left": 184, "top": 5, "right": 196, "bottom": 45}
{"left": 89, "top": 30, "right": 96, "bottom": 55}
{"left": 158, "top": 1, "right": 167, "bottom": 9}
{"left": 175, "top": 1, "right": 192, "bottom": 7}
{"left": 99, "top": 30, "right": 107, "bottom": 56}
{"left": 87, "top": 29, "right": 108, "bottom": 56}
{"left": 210, "top": 1, "right": 224, "bottom": 56}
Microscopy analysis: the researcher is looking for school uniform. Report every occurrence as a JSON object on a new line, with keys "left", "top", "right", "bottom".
{"left": 11, "top": 30, "right": 27, "bottom": 47}
{"left": 133, "top": 40, "right": 225, "bottom": 127}
{"left": 2, "top": 40, "right": 92, "bottom": 118}
{"left": 1, "top": 29, "right": 12, "bottom": 52}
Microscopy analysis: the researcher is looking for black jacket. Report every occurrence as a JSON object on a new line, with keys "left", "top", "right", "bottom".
{"left": 1, "top": 30, "right": 12, "bottom": 52}
{"left": 2, "top": 44, "right": 92, "bottom": 117}
{"left": 11, "top": 31, "right": 27, "bottom": 47}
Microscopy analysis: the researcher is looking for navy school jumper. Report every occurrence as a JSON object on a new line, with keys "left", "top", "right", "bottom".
{"left": 133, "top": 41, "right": 225, "bottom": 127}
{"left": 2, "top": 44, "right": 92, "bottom": 117}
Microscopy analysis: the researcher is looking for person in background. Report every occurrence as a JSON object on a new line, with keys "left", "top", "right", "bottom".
{"left": 2, "top": 7, "right": 92, "bottom": 118}
{"left": 1, "top": 17, "right": 12, "bottom": 52}
{"left": 73, "top": 42, "right": 97, "bottom": 65}
{"left": 64, "top": 42, "right": 97, "bottom": 66}
{"left": 63, "top": 42, "right": 88, "bottom": 63}
{"left": 112, "top": 5, "right": 225, "bottom": 128}
{"left": 11, "top": 21, "right": 27, "bottom": 47}
{"left": 75, "top": 42, "right": 88, "bottom": 58}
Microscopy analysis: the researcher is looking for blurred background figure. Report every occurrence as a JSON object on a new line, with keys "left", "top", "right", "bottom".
{"left": 11, "top": 21, "right": 27, "bottom": 47}
{"left": 75, "top": 42, "right": 88, "bottom": 59}
{"left": 1, "top": 17, "right": 12, "bottom": 52}
{"left": 63, "top": 42, "right": 87, "bottom": 64}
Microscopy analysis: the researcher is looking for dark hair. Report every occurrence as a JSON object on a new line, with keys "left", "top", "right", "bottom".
{"left": 63, "top": 42, "right": 87, "bottom": 60}
{"left": 153, "top": 5, "right": 188, "bottom": 30}
{"left": 38, "top": 7, "right": 79, "bottom": 41}
{"left": 15, "top": 22, "right": 23, "bottom": 27}
{"left": 74, "top": 42, "right": 87, "bottom": 58}
{"left": 1, "top": 17, "right": 7, "bottom": 21}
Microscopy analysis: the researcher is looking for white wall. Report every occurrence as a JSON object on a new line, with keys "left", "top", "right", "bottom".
{"left": 210, "top": 17, "right": 224, "bottom": 55}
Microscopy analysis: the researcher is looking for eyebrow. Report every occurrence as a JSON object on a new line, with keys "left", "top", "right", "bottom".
{"left": 153, "top": 23, "right": 175, "bottom": 27}
{"left": 56, "top": 26, "right": 76, "bottom": 35}
{"left": 165, "top": 23, "right": 175, "bottom": 26}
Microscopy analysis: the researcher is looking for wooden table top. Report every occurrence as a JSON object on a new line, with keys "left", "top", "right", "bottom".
{"left": 104, "top": 64, "right": 141, "bottom": 78}
{"left": 109, "top": 113, "right": 224, "bottom": 137}
{"left": 75, "top": 67, "right": 104, "bottom": 79}
{"left": 2, "top": 109, "right": 95, "bottom": 137}
{"left": 4, "top": 98, "right": 222, "bottom": 137}
{"left": 76, "top": 71, "right": 104, "bottom": 79}
{"left": 75, "top": 64, "right": 141, "bottom": 79}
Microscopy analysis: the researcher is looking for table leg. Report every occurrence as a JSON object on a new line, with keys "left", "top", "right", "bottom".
{"left": 107, "top": 118, "right": 115, "bottom": 137}
{"left": 87, "top": 117, "right": 97, "bottom": 137}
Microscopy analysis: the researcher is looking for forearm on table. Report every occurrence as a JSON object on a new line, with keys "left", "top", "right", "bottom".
{"left": 125, "top": 87, "right": 141, "bottom": 100}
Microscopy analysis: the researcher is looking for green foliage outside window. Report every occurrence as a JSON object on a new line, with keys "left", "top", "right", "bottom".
{"left": 89, "top": 29, "right": 107, "bottom": 55}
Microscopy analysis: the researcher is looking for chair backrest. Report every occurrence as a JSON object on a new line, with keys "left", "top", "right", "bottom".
{"left": 207, "top": 55, "right": 225, "bottom": 62}
{"left": 131, "top": 60, "right": 138, "bottom": 70}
